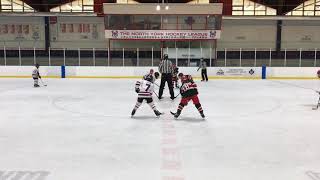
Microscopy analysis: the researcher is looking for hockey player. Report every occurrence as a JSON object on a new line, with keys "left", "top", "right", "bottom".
{"left": 32, "top": 63, "right": 41, "bottom": 87}
{"left": 317, "top": 69, "right": 320, "bottom": 78}
{"left": 172, "top": 64, "right": 179, "bottom": 88}
{"left": 171, "top": 73, "right": 205, "bottom": 119}
{"left": 131, "top": 71, "right": 162, "bottom": 117}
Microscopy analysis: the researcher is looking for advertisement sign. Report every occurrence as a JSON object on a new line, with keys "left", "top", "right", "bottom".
{"left": 213, "top": 67, "right": 260, "bottom": 78}
{"left": 105, "top": 30, "right": 221, "bottom": 40}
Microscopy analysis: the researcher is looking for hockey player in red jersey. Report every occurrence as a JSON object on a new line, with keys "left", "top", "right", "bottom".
{"left": 131, "top": 71, "right": 162, "bottom": 117}
{"left": 171, "top": 73, "right": 205, "bottom": 119}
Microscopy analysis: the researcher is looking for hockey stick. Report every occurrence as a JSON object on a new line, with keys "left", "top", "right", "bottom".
{"left": 153, "top": 90, "right": 160, "bottom": 98}
{"left": 174, "top": 92, "right": 180, "bottom": 99}
{"left": 155, "top": 83, "right": 161, "bottom": 88}
{"left": 40, "top": 78, "right": 47, "bottom": 86}
{"left": 312, "top": 91, "right": 320, "bottom": 110}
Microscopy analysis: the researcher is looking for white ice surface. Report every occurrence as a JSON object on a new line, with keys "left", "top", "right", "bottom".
{"left": 0, "top": 78, "right": 320, "bottom": 180}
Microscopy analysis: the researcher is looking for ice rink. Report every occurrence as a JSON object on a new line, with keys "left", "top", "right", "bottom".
{"left": 0, "top": 78, "right": 320, "bottom": 180}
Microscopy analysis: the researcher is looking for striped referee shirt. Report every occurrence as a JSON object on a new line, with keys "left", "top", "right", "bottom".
{"left": 159, "top": 59, "right": 173, "bottom": 74}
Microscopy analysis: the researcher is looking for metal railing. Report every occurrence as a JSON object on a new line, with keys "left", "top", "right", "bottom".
{"left": 0, "top": 47, "right": 320, "bottom": 67}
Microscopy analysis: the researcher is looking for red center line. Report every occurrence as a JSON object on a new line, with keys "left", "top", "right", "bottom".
{"left": 161, "top": 118, "right": 185, "bottom": 180}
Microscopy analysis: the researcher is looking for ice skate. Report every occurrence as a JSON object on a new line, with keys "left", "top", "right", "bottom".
{"left": 131, "top": 109, "right": 136, "bottom": 117}
{"left": 200, "top": 112, "right": 205, "bottom": 119}
{"left": 170, "top": 111, "right": 180, "bottom": 119}
{"left": 154, "top": 110, "right": 162, "bottom": 117}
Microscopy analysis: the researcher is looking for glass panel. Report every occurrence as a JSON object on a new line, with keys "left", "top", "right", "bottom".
{"left": 178, "top": 16, "right": 192, "bottom": 30}
{"left": 124, "top": 49, "right": 137, "bottom": 66}
{"left": 148, "top": 16, "right": 161, "bottom": 30}
{"left": 162, "top": 15, "right": 177, "bottom": 30}
{"left": 304, "top": 10, "right": 315, "bottom": 16}
{"left": 164, "top": 41, "right": 175, "bottom": 48}
{"left": 190, "top": 41, "right": 200, "bottom": 48}
{"left": 255, "top": 10, "right": 266, "bottom": 15}
{"left": 94, "top": 48, "right": 108, "bottom": 66}
{"left": 292, "top": 10, "right": 303, "bottom": 16}
{"left": 255, "top": 3, "right": 266, "bottom": 11}
{"left": 207, "top": 15, "right": 219, "bottom": 29}
{"left": 266, "top": 7, "right": 276, "bottom": 15}
{"left": 244, "top": 0, "right": 254, "bottom": 11}
{"left": 35, "top": 50, "right": 48, "bottom": 66}
{"left": 243, "top": 10, "right": 254, "bottom": 15}
{"left": 233, "top": 0, "right": 244, "bottom": 6}
{"left": 5, "top": 49, "right": 20, "bottom": 65}
{"left": 0, "top": 45, "right": 4, "bottom": 65}
{"left": 192, "top": 15, "right": 206, "bottom": 30}
{"left": 20, "top": 50, "right": 33, "bottom": 65}
{"left": 65, "top": 49, "right": 79, "bottom": 66}
{"left": 109, "top": 49, "right": 123, "bottom": 66}
{"left": 107, "top": 15, "right": 133, "bottom": 30}
{"left": 132, "top": 16, "right": 146, "bottom": 30}
{"left": 304, "top": 0, "right": 315, "bottom": 6}
{"left": 79, "top": 48, "right": 93, "bottom": 66}
{"left": 50, "top": 0, "right": 93, "bottom": 12}
{"left": 50, "top": 49, "right": 65, "bottom": 66}
{"left": 138, "top": 48, "right": 153, "bottom": 66}
{"left": 305, "top": 4, "right": 315, "bottom": 10}
{"left": 232, "top": 6, "right": 243, "bottom": 10}
{"left": 240, "top": 49, "right": 255, "bottom": 67}
{"left": 232, "top": 11, "right": 244, "bottom": 15}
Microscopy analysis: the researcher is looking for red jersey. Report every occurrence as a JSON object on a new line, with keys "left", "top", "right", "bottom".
{"left": 180, "top": 82, "right": 198, "bottom": 98}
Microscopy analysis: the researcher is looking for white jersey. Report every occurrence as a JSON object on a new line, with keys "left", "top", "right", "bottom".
{"left": 32, "top": 67, "right": 39, "bottom": 78}
{"left": 135, "top": 80, "right": 154, "bottom": 98}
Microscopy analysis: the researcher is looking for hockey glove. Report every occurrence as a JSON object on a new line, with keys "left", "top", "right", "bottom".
{"left": 135, "top": 88, "right": 140, "bottom": 93}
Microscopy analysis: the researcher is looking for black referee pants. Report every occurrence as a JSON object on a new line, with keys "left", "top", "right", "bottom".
{"left": 158, "top": 73, "right": 175, "bottom": 99}
{"left": 201, "top": 69, "right": 208, "bottom": 81}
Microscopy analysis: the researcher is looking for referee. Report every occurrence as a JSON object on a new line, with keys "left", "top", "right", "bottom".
{"left": 158, "top": 54, "right": 175, "bottom": 100}
{"left": 197, "top": 58, "right": 208, "bottom": 81}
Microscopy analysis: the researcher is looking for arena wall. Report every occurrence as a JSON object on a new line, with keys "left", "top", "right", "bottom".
{"left": 218, "top": 19, "right": 277, "bottom": 50}
{"left": 282, "top": 20, "right": 320, "bottom": 50}
{"left": 1, "top": 16, "right": 320, "bottom": 50}
{"left": 50, "top": 16, "right": 106, "bottom": 49}
{"left": 0, "top": 16, "right": 45, "bottom": 49}
{"left": 0, "top": 66, "right": 319, "bottom": 79}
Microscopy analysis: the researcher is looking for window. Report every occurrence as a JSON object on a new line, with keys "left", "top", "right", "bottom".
{"left": 0, "top": 0, "right": 34, "bottom": 12}
{"left": 162, "top": 15, "right": 177, "bottom": 30}
{"left": 105, "top": 15, "right": 221, "bottom": 30}
{"left": 50, "top": 0, "right": 93, "bottom": 13}
{"left": 232, "top": 0, "right": 276, "bottom": 16}
{"left": 286, "top": 0, "right": 320, "bottom": 16}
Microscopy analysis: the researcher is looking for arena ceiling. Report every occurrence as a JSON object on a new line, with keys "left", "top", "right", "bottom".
{"left": 19, "top": 0, "right": 309, "bottom": 14}
{"left": 249, "top": 0, "right": 309, "bottom": 14}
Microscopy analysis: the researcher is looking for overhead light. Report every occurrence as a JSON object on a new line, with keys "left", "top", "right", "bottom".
{"left": 156, "top": 4, "right": 161, "bottom": 11}
{"left": 165, "top": 5, "right": 169, "bottom": 10}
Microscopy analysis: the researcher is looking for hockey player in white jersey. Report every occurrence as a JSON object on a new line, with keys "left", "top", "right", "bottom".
{"left": 131, "top": 71, "right": 162, "bottom": 117}
{"left": 32, "top": 64, "right": 41, "bottom": 87}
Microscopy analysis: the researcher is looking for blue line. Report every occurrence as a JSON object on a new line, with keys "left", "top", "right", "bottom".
{"left": 61, "top": 66, "right": 65, "bottom": 78}
{"left": 262, "top": 66, "right": 266, "bottom": 79}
